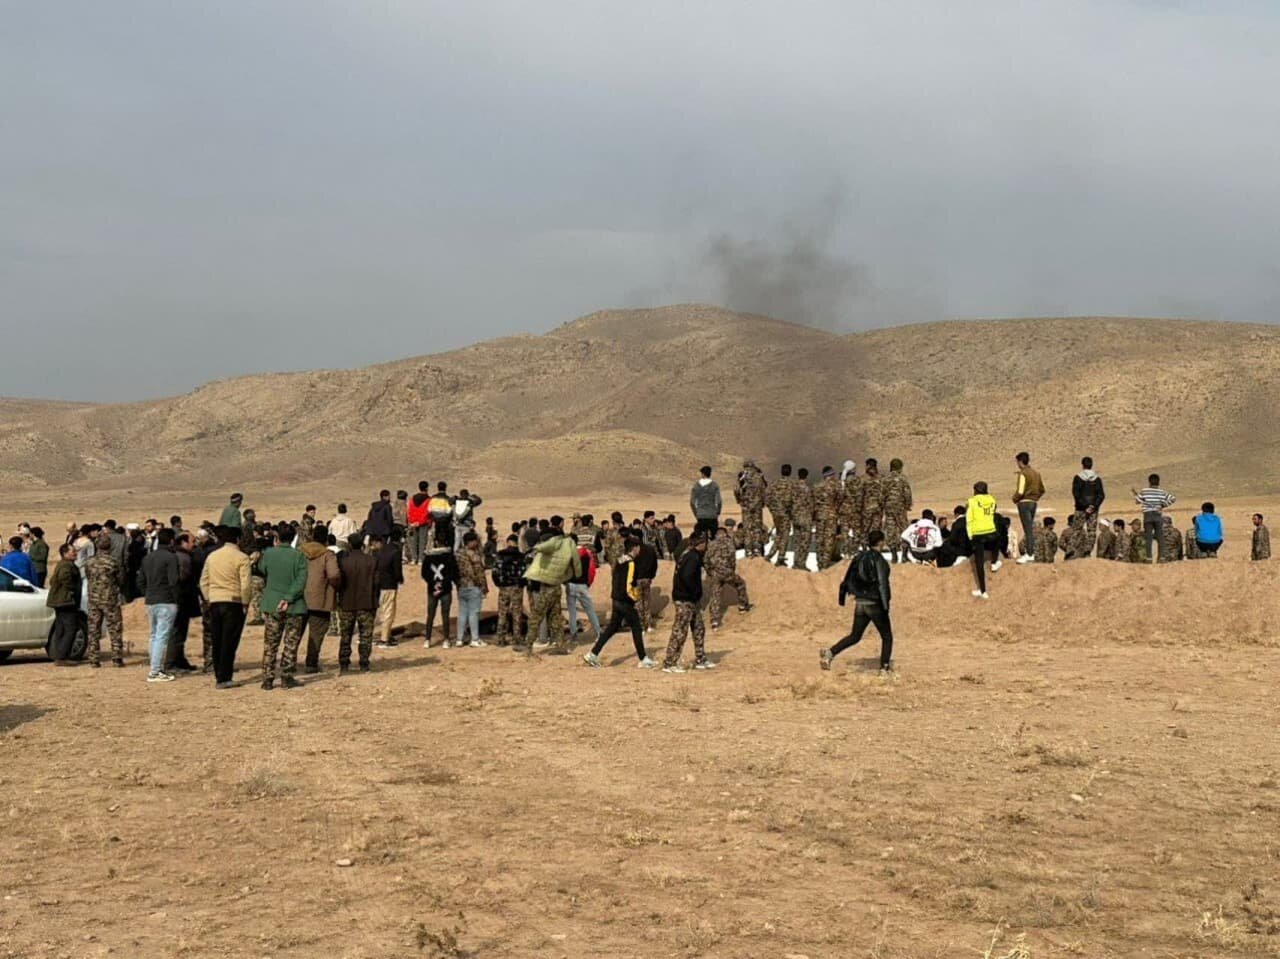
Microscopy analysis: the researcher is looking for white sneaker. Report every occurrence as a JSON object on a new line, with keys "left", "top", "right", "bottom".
{"left": 978, "top": 592, "right": 990, "bottom": 600}
{"left": 583, "top": 652, "right": 601, "bottom": 668}
{"left": 146, "top": 671, "right": 175, "bottom": 683}
{"left": 971, "top": 590, "right": 983, "bottom": 598}
{"left": 1016, "top": 555, "right": 1034, "bottom": 564}
{"left": 471, "top": 639, "right": 486, "bottom": 648}
{"left": 533, "top": 640, "right": 551, "bottom": 649}
{"left": 990, "top": 560, "right": 1002, "bottom": 572}
{"left": 662, "top": 664, "right": 686, "bottom": 674}
{"left": 637, "top": 657, "right": 656, "bottom": 669}
{"left": 693, "top": 659, "right": 717, "bottom": 670}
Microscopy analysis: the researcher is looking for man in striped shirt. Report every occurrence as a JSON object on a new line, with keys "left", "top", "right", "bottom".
{"left": 1134, "top": 475, "right": 1176, "bottom": 563}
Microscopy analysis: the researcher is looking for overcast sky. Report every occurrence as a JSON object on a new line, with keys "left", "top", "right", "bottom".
{"left": 4, "top": 0, "right": 1279, "bottom": 400}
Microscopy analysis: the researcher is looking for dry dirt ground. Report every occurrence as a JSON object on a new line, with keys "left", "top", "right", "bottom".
{"left": 3, "top": 500, "right": 1279, "bottom": 958}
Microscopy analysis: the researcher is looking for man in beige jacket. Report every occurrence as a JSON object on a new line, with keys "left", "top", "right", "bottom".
{"left": 199, "top": 525, "right": 253, "bottom": 689}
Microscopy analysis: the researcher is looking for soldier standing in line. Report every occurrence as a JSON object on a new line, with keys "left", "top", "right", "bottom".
{"left": 705, "top": 523, "right": 753, "bottom": 630}
{"left": 86, "top": 531, "right": 125, "bottom": 668}
{"left": 837, "top": 460, "right": 864, "bottom": 559}
{"left": 790, "top": 468, "right": 815, "bottom": 569}
{"left": 1128, "top": 517, "right": 1148, "bottom": 563}
{"left": 735, "top": 459, "right": 768, "bottom": 558}
{"left": 812, "top": 467, "right": 844, "bottom": 571}
{"left": 766, "top": 464, "right": 796, "bottom": 565}
{"left": 1252, "top": 514, "right": 1271, "bottom": 561}
{"left": 860, "top": 458, "right": 886, "bottom": 552}
{"left": 881, "top": 459, "right": 913, "bottom": 564}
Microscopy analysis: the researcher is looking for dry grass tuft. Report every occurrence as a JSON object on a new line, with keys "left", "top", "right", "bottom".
{"left": 411, "top": 922, "right": 464, "bottom": 957}
{"left": 239, "top": 765, "right": 296, "bottom": 800}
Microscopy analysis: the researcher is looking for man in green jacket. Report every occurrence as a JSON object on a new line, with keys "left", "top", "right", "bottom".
{"left": 524, "top": 515, "right": 581, "bottom": 656}
{"left": 46, "top": 544, "right": 82, "bottom": 665}
{"left": 219, "top": 493, "right": 245, "bottom": 531}
{"left": 27, "top": 527, "right": 50, "bottom": 588}
{"left": 255, "top": 522, "right": 309, "bottom": 690}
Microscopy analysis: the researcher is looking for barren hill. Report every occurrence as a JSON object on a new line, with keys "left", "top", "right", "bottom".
{"left": 3, "top": 305, "right": 1278, "bottom": 499}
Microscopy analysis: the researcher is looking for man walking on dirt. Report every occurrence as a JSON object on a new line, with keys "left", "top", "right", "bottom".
{"left": 820, "top": 529, "right": 893, "bottom": 673}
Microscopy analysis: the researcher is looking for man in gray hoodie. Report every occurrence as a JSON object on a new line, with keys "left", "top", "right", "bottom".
{"left": 690, "top": 466, "right": 723, "bottom": 540}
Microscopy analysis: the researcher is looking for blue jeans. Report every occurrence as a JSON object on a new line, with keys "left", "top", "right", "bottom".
{"left": 147, "top": 603, "right": 177, "bottom": 675}
{"left": 566, "top": 583, "right": 601, "bottom": 638}
{"left": 456, "top": 586, "right": 483, "bottom": 644}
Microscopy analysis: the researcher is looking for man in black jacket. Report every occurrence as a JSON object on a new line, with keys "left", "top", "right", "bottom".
{"left": 632, "top": 534, "right": 660, "bottom": 632}
{"left": 373, "top": 531, "right": 404, "bottom": 649}
{"left": 1071, "top": 457, "right": 1105, "bottom": 529}
{"left": 137, "top": 527, "right": 181, "bottom": 682}
{"left": 364, "top": 490, "right": 395, "bottom": 540}
{"left": 584, "top": 537, "right": 655, "bottom": 668}
{"left": 165, "top": 532, "right": 202, "bottom": 673}
{"left": 337, "top": 534, "right": 379, "bottom": 673}
{"left": 491, "top": 535, "right": 526, "bottom": 646}
{"left": 661, "top": 533, "right": 711, "bottom": 673}
{"left": 821, "top": 529, "right": 894, "bottom": 672}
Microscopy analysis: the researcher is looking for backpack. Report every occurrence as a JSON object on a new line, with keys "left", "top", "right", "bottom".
{"left": 579, "top": 548, "right": 597, "bottom": 587}
{"left": 428, "top": 496, "right": 452, "bottom": 521}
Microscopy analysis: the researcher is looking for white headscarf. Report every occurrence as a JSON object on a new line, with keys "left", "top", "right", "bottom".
{"left": 840, "top": 459, "right": 856, "bottom": 482}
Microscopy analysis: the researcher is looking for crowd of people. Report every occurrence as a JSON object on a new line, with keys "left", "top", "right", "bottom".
{"left": 2, "top": 454, "right": 1269, "bottom": 686}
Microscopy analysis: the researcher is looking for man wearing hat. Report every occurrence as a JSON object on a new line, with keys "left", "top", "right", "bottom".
{"left": 219, "top": 493, "right": 245, "bottom": 530}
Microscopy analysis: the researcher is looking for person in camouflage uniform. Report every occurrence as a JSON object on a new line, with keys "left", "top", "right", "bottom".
{"left": 766, "top": 464, "right": 796, "bottom": 565}
{"left": 1033, "top": 518, "right": 1058, "bottom": 563}
{"left": 85, "top": 531, "right": 125, "bottom": 667}
{"left": 1110, "top": 519, "right": 1130, "bottom": 562}
{"left": 705, "top": 524, "right": 752, "bottom": 629}
{"left": 1094, "top": 519, "right": 1117, "bottom": 560}
{"left": 837, "top": 461, "right": 864, "bottom": 559}
{"left": 1159, "top": 515, "right": 1183, "bottom": 562}
{"left": 662, "top": 535, "right": 710, "bottom": 671}
{"left": 881, "top": 459, "right": 913, "bottom": 563}
{"left": 810, "top": 467, "right": 844, "bottom": 570}
{"left": 1252, "top": 514, "right": 1271, "bottom": 561}
{"left": 1072, "top": 512, "right": 1097, "bottom": 558}
{"left": 735, "top": 459, "right": 768, "bottom": 558}
{"left": 1128, "top": 517, "right": 1148, "bottom": 563}
{"left": 724, "top": 518, "right": 746, "bottom": 551}
{"left": 258, "top": 523, "right": 310, "bottom": 690}
{"left": 602, "top": 512, "right": 625, "bottom": 566}
{"left": 860, "top": 459, "right": 886, "bottom": 550}
{"left": 789, "top": 468, "right": 814, "bottom": 568}
{"left": 1184, "top": 524, "right": 1201, "bottom": 561}
{"left": 299, "top": 506, "right": 317, "bottom": 544}
{"left": 241, "top": 512, "right": 266, "bottom": 625}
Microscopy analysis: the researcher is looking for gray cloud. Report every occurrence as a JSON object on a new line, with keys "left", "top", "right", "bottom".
{"left": 2, "top": 1, "right": 1279, "bottom": 400}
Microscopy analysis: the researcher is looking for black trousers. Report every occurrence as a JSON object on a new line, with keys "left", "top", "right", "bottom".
{"left": 830, "top": 601, "right": 893, "bottom": 668}
{"left": 49, "top": 606, "right": 79, "bottom": 661}
{"left": 694, "top": 518, "right": 718, "bottom": 539}
{"left": 209, "top": 602, "right": 246, "bottom": 683}
{"left": 167, "top": 611, "right": 192, "bottom": 666}
{"left": 426, "top": 590, "right": 452, "bottom": 640}
{"left": 592, "top": 601, "right": 646, "bottom": 659}
{"left": 305, "top": 611, "right": 330, "bottom": 667}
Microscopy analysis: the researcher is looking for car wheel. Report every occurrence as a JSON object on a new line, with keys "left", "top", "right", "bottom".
{"left": 46, "top": 615, "right": 89, "bottom": 662}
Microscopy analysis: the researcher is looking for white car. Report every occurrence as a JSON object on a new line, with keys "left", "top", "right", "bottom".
{"left": 0, "top": 566, "right": 86, "bottom": 662}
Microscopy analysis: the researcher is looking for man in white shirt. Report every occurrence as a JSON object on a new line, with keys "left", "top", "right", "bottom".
{"left": 900, "top": 510, "right": 943, "bottom": 564}
{"left": 329, "top": 503, "right": 359, "bottom": 543}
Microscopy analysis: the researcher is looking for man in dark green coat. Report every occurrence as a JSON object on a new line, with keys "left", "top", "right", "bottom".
{"left": 46, "top": 544, "right": 82, "bottom": 665}
{"left": 255, "top": 522, "right": 309, "bottom": 690}
{"left": 219, "top": 493, "right": 245, "bottom": 531}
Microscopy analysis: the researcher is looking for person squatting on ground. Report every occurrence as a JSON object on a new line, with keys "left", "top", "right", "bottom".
{"left": 821, "top": 529, "right": 893, "bottom": 672}
{"left": 704, "top": 523, "right": 752, "bottom": 629}
{"left": 584, "top": 536, "right": 656, "bottom": 669}
{"left": 662, "top": 533, "right": 714, "bottom": 673}
{"left": 257, "top": 521, "right": 309, "bottom": 689}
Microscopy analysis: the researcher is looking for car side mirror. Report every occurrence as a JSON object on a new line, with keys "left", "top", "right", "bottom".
{"left": 10, "top": 578, "right": 36, "bottom": 594}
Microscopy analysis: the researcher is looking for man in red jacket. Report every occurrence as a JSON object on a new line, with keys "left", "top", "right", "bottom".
{"left": 406, "top": 480, "right": 433, "bottom": 566}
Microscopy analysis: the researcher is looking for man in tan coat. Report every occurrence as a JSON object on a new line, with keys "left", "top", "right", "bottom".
{"left": 199, "top": 525, "right": 253, "bottom": 689}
